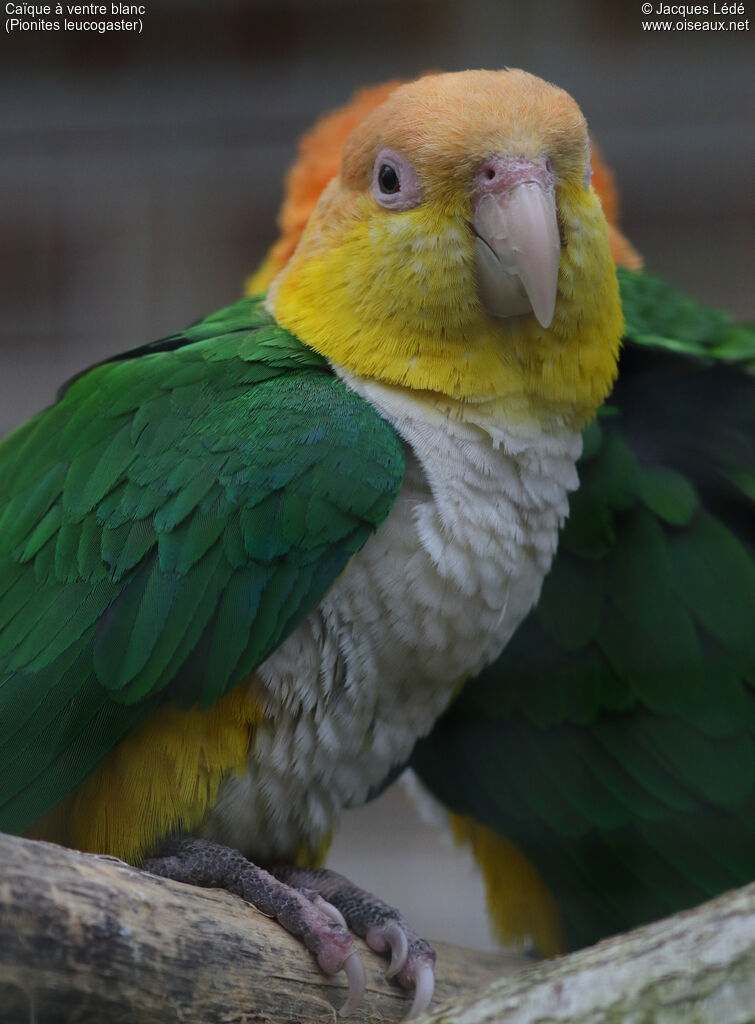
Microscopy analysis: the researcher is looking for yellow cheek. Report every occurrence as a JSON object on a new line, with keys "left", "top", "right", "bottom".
{"left": 272, "top": 185, "right": 622, "bottom": 429}
{"left": 273, "top": 201, "right": 516, "bottom": 397}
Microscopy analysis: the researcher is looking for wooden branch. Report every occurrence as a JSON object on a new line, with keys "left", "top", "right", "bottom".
{"left": 1, "top": 830, "right": 754, "bottom": 1024}
{"left": 419, "top": 880, "right": 755, "bottom": 1024}
{"left": 0, "top": 832, "right": 520, "bottom": 1023}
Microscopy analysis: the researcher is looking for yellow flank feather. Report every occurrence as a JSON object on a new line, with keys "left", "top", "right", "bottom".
{"left": 269, "top": 69, "right": 623, "bottom": 432}
{"left": 294, "top": 831, "right": 334, "bottom": 870}
{"left": 449, "top": 812, "right": 567, "bottom": 957}
{"left": 27, "top": 685, "right": 261, "bottom": 864}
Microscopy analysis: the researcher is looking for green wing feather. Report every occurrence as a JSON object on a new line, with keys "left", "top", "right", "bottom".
{"left": 411, "top": 268, "right": 755, "bottom": 951}
{"left": 0, "top": 295, "right": 405, "bottom": 834}
{"left": 618, "top": 266, "right": 755, "bottom": 365}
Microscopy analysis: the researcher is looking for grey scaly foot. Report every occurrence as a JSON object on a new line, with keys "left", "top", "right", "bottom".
{"left": 142, "top": 838, "right": 366, "bottom": 1015}
{"left": 271, "top": 865, "right": 436, "bottom": 1019}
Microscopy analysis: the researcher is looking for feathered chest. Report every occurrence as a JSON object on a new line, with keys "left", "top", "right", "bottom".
{"left": 202, "top": 378, "right": 581, "bottom": 860}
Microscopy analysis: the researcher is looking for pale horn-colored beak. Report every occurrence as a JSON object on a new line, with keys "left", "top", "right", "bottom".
{"left": 473, "top": 156, "right": 560, "bottom": 329}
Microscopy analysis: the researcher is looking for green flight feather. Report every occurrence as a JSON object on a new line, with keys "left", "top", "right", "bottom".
{"left": 0, "top": 294, "right": 405, "bottom": 834}
{"left": 618, "top": 266, "right": 755, "bottom": 365}
{"left": 412, "top": 268, "right": 755, "bottom": 951}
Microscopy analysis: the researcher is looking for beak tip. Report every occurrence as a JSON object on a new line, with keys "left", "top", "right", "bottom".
{"left": 473, "top": 180, "right": 560, "bottom": 330}
{"left": 532, "top": 279, "right": 558, "bottom": 328}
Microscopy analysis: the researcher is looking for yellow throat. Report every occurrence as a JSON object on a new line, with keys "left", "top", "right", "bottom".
{"left": 269, "top": 69, "right": 623, "bottom": 431}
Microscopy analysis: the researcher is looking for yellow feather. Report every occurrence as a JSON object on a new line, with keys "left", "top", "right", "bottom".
{"left": 272, "top": 184, "right": 621, "bottom": 430}
{"left": 449, "top": 812, "right": 567, "bottom": 957}
{"left": 27, "top": 685, "right": 261, "bottom": 864}
{"left": 269, "top": 70, "right": 623, "bottom": 432}
{"left": 31, "top": 71, "right": 623, "bottom": 883}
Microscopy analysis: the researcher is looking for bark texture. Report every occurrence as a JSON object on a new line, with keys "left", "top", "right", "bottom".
{"left": 1, "top": 831, "right": 754, "bottom": 1024}
{"left": 0, "top": 832, "right": 519, "bottom": 1023}
{"left": 422, "top": 882, "right": 755, "bottom": 1024}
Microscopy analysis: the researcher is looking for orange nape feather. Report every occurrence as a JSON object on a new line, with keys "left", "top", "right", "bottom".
{"left": 247, "top": 81, "right": 403, "bottom": 295}
{"left": 269, "top": 70, "right": 623, "bottom": 426}
{"left": 26, "top": 685, "right": 261, "bottom": 864}
{"left": 590, "top": 138, "right": 642, "bottom": 270}
{"left": 247, "top": 76, "right": 641, "bottom": 295}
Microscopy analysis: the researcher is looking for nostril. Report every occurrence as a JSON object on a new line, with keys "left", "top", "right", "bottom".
{"left": 476, "top": 155, "right": 551, "bottom": 196}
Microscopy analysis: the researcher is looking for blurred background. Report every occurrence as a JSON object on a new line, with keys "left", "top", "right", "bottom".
{"left": 0, "top": 0, "right": 752, "bottom": 952}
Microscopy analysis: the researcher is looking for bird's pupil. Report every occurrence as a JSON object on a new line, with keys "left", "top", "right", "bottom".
{"left": 378, "top": 164, "right": 400, "bottom": 194}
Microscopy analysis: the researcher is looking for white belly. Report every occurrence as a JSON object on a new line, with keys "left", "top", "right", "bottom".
{"left": 201, "top": 376, "right": 581, "bottom": 861}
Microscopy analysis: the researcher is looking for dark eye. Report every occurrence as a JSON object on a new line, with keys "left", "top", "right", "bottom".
{"left": 378, "top": 164, "right": 400, "bottom": 194}
{"left": 372, "top": 149, "right": 422, "bottom": 211}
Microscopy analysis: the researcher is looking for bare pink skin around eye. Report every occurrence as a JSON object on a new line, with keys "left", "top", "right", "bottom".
{"left": 372, "top": 148, "right": 424, "bottom": 211}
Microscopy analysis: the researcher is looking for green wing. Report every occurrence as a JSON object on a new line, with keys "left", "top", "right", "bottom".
{"left": 0, "top": 295, "right": 405, "bottom": 834}
{"left": 618, "top": 266, "right": 755, "bottom": 365}
{"left": 412, "top": 268, "right": 755, "bottom": 951}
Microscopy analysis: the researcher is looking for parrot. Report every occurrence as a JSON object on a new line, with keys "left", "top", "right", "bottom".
{"left": 245, "top": 80, "right": 643, "bottom": 298}
{"left": 413, "top": 273, "right": 755, "bottom": 954}
{"left": 246, "top": 77, "right": 755, "bottom": 959}
{"left": 0, "top": 68, "right": 625, "bottom": 1016}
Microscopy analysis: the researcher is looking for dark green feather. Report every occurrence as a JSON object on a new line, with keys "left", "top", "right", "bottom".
{"left": 412, "top": 268, "right": 755, "bottom": 951}
{"left": 0, "top": 294, "right": 405, "bottom": 834}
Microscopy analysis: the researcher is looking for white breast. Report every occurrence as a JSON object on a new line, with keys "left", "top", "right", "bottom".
{"left": 201, "top": 376, "right": 581, "bottom": 861}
